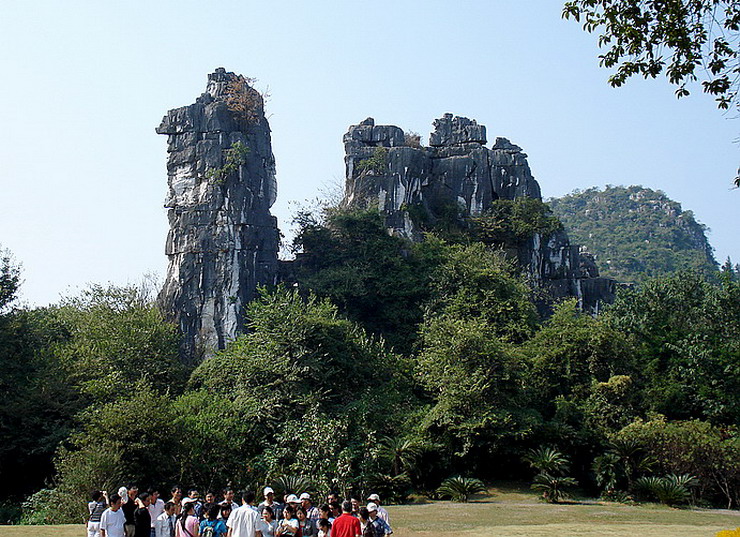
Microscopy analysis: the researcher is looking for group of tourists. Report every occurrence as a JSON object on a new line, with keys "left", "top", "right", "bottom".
{"left": 89, "top": 485, "right": 393, "bottom": 537}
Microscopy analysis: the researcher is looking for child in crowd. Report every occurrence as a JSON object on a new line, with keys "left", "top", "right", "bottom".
{"left": 199, "top": 504, "right": 227, "bottom": 537}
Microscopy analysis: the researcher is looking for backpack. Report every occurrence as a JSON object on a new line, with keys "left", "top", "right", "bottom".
{"left": 201, "top": 522, "right": 216, "bottom": 537}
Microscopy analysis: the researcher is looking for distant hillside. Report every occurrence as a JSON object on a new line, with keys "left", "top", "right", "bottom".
{"left": 548, "top": 186, "right": 717, "bottom": 284}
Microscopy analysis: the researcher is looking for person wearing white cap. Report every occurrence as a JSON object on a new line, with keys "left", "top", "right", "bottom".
{"left": 365, "top": 495, "right": 389, "bottom": 525}
{"left": 299, "top": 494, "right": 319, "bottom": 521}
{"left": 366, "top": 504, "right": 392, "bottom": 537}
{"left": 257, "top": 487, "right": 283, "bottom": 521}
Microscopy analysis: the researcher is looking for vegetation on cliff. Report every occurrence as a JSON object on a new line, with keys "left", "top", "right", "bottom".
{"left": 2, "top": 207, "right": 740, "bottom": 521}
{"left": 548, "top": 185, "right": 718, "bottom": 283}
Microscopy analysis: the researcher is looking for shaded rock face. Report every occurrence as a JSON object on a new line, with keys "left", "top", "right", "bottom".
{"left": 341, "top": 114, "right": 615, "bottom": 312}
{"left": 157, "top": 68, "right": 279, "bottom": 362}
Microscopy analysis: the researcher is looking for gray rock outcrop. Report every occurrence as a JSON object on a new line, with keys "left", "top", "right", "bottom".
{"left": 342, "top": 114, "right": 542, "bottom": 239}
{"left": 157, "top": 68, "right": 279, "bottom": 362}
{"left": 341, "top": 114, "right": 615, "bottom": 312}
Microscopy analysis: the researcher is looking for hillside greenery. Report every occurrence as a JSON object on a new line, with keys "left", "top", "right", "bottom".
{"left": 548, "top": 185, "right": 718, "bottom": 284}
{"left": 1, "top": 206, "right": 739, "bottom": 523}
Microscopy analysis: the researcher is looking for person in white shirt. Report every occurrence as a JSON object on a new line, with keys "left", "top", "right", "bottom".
{"left": 100, "top": 494, "right": 126, "bottom": 537}
{"left": 155, "top": 502, "right": 177, "bottom": 537}
{"left": 366, "top": 495, "right": 389, "bottom": 525}
{"left": 221, "top": 489, "right": 241, "bottom": 512}
{"left": 226, "top": 491, "right": 263, "bottom": 537}
{"left": 258, "top": 506, "right": 278, "bottom": 537}
{"left": 148, "top": 489, "right": 166, "bottom": 537}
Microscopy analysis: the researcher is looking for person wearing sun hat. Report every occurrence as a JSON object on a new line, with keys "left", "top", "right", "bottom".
{"left": 365, "top": 504, "right": 392, "bottom": 537}
{"left": 365, "top": 495, "right": 388, "bottom": 525}
{"left": 299, "top": 493, "right": 319, "bottom": 521}
{"left": 257, "top": 487, "right": 283, "bottom": 521}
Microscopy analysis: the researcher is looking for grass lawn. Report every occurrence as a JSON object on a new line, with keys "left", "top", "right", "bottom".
{"left": 389, "top": 483, "right": 740, "bottom": 537}
{"left": 1, "top": 484, "right": 738, "bottom": 537}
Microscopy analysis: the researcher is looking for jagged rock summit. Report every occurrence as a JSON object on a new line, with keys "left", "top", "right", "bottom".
{"left": 156, "top": 71, "right": 615, "bottom": 361}
{"left": 341, "top": 114, "right": 616, "bottom": 312}
{"left": 156, "top": 68, "right": 279, "bottom": 362}
{"left": 342, "top": 114, "right": 542, "bottom": 239}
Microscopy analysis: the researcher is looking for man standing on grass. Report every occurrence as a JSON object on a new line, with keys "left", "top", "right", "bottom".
{"left": 331, "top": 501, "right": 361, "bottom": 537}
{"left": 221, "top": 489, "right": 240, "bottom": 512}
{"left": 299, "top": 493, "right": 319, "bottom": 521}
{"left": 100, "top": 494, "right": 126, "bottom": 537}
{"left": 155, "top": 502, "right": 177, "bottom": 537}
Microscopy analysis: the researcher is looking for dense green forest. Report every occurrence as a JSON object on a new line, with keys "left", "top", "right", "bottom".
{"left": 548, "top": 186, "right": 719, "bottom": 283}
{"left": 1, "top": 203, "right": 739, "bottom": 523}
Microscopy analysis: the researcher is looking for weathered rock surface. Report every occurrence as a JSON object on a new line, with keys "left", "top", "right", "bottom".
{"left": 157, "top": 68, "right": 279, "bottom": 362}
{"left": 341, "top": 114, "right": 615, "bottom": 312}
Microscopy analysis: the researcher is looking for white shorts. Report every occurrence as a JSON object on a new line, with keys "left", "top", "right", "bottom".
{"left": 87, "top": 521, "right": 101, "bottom": 537}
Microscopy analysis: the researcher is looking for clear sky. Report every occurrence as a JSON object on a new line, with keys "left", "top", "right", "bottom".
{"left": 1, "top": 1, "right": 738, "bottom": 307}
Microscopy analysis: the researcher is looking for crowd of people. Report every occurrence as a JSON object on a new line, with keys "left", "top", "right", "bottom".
{"left": 88, "top": 485, "right": 393, "bottom": 537}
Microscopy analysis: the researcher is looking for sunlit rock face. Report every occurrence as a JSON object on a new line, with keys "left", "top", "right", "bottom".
{"left": 342, "top": 114, "right": 542, "bottom": 238}
{"left": 157, "top": 68, "right": 278, "bottom": 362}
{"left": 341, "top": 114, "right": 615, "bottom": 312}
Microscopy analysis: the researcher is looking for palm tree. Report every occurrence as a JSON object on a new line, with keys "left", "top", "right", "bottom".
{"left": 607, "top": 438, "right": 655, "bottom": 488}
{"left": 531, "top": 474, "right": 578, "bottom": 503}
{"left": 524, "top": 446, "right": 570, "bottom": 476}
{"left": 593, "top": 452, "right": 620, "bottom": 491}
{"left": 634, "top": 474, "right": 697, "bottom": 506}
{"left": 273, "top": 475, "right": 314, "bottom": 497}
{"left": 377, "top": 436, "right": 425, "bottom": 476}
{"left": 436, "top": 476, "right": 487, "bottom": 503}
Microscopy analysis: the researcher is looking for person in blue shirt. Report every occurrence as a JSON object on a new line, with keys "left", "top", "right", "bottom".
{"left": 199, "top": 504, "right": 227, "bottom": 537}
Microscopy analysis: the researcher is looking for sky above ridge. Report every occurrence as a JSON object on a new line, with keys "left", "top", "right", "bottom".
{"left": 1, "top": 0, "right": 738, "bottom": 307}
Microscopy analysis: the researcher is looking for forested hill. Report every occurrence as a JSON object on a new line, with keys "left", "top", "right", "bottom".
{"left": 548, "top": 185, "right": 718, "bottom": 284}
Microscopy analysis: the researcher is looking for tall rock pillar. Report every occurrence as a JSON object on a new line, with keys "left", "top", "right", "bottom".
{"left": 156, "top": 68, "right": 279, "bottom": 362}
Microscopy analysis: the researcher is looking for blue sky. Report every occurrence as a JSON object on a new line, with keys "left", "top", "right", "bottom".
{"left": 1, "top": 1, "right": 738, "bottom": 306}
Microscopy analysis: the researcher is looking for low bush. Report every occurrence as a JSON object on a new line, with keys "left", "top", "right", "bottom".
{"left": 435, "top": 476, "right": 487, "bottom": 502}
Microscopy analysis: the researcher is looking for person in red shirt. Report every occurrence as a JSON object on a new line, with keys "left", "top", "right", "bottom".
{"left": 330, "top": 502, "right": 360, "bottom": 537}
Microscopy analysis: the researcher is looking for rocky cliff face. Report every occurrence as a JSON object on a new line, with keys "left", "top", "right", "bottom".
{"left": 342, "top": 115, "right": 542, "bottom": 238}
{"left": 156, "top": 68, "right": 279, "bottom": 362}
{"left": 342, "top": 114, "right": 615, "bottom": 312}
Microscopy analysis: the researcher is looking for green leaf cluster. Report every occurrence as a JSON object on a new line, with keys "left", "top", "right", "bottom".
{"left": 292, "top": 209, "right": 444, "bottom": 354}
{"left": 607, "top": 271, "right": 740, "bottom": 423}
{"left": 562, "top": 1, "right": 740, "bottom": 111}
{"left": 356, "top": 147, "right": 389, "bottom": 175}
{"left": 616, "top": 418, "right": 738, "bottom": 508}
{"left": 205, "top": 141, "right": 250, "bottom": 183}
{"left": 472, "top": 197, "right": 563, "bottom": 246}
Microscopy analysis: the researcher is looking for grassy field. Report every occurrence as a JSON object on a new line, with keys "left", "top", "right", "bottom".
{"left": 390, "top": 484, "right": 740, "bottom": 537}
{"left": 1, "top": 484, "right": 738, "bottom": 537}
